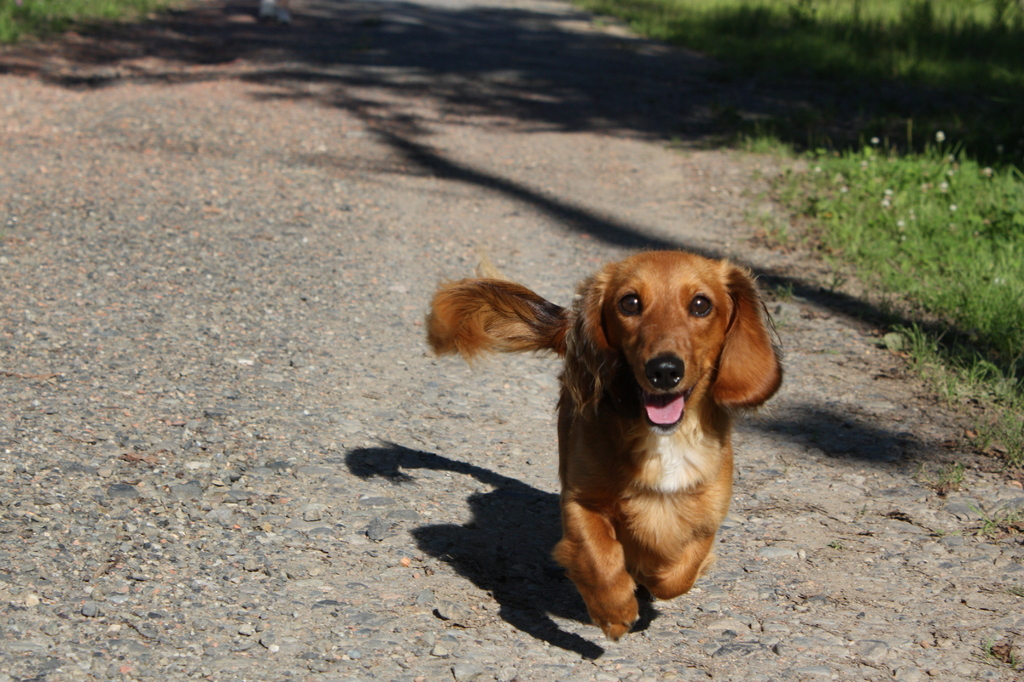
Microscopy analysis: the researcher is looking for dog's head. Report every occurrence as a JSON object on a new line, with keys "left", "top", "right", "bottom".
{"left": 562, "top": 251, "right": 782, "bottom": 431}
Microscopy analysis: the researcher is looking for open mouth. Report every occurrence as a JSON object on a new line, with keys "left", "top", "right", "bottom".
{"left": 641, "top": 388, "right": 691, "bottom": 428}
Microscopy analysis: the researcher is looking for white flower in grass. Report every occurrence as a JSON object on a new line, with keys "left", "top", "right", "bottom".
{"left": 982, "top": 167, "right": 994, "bottom": 178}
{"left": 935, "top": 131, "right": 946, "bottom": 143}
{"left": 939, "top": 182, "right": 949, "bottom": 193}
{"left": 950, "top": 204, "right": 958, "bottom": 212}
{"left": 884, "top": 189, "right": 894, "bottom": 196}
{"left": 896, "top": 220, "right": 905, "bottom": 229}
{"left": 871, "top": 137, "right": 880, "bottom": 146}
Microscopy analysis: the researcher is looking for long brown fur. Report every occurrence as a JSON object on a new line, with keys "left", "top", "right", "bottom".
{"left": 426, "top": 251, "right": 782, "bottom": 641}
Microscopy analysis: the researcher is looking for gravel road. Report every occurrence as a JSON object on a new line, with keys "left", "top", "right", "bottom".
{"left": 2, "top": 0, "right": 1023, "bottom": 680}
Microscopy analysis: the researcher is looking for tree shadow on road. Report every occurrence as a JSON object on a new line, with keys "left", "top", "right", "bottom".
{"left": 0, "top": 0, "right": 991, "bottom": 349}
{"left": 0, "top": 0, "right": 724, "bottom": 137}
{"left": 749, "top": 403, "right": 921, "bottom": 465}
{"left": 345, "top": 441, "right": 659, "bottom": 659}
{"left": 3, "top": 0, "right": 1000, "bottom": 151}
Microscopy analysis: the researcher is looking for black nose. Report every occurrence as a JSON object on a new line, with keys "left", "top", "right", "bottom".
{"left": 645, "top": 355, "right": 684, "bottom": 390}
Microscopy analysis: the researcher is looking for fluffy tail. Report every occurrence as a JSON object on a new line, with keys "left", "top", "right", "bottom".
{"left": 426, "top": 278, "right": 570, "bottom": 358}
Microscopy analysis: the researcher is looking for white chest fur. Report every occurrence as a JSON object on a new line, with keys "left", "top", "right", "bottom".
{"left": 641, "top": 432, "right": 717, "bottom": 494}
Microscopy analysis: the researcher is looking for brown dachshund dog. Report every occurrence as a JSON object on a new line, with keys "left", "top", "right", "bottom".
{"left": 426, "top": 251, "right": 782, "bottom": 640}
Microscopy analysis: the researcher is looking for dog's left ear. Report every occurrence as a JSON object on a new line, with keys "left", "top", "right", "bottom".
{"left": 712, "top": 265, "right": 782, "bottom": 408}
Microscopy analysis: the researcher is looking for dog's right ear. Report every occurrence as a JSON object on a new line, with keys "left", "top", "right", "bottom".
{"left": 562, "top": 268, "right": 615, "bottom": 413}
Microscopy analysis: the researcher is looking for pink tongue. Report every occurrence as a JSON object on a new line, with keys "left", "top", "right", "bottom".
{"left": 644, "top": 392, "right": 685, "bottom": 425}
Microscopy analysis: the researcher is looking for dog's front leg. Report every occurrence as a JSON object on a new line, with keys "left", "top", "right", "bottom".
{"left": 553, "top": 499, "right": 637, "bottom": 641}
{"left": 641, "top": 534, "right": 717, "bottom": 601}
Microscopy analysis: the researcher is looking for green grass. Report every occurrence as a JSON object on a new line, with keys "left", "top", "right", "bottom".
{"left": 574, "top": 0, "right": 1024, "bottom": 162}
{"left": 972, "top": 504, "right": 1024, "bottom": 538}
{"left": 897, "top": 324, "right": 1023, "bottom": 467}
{"left": 576, "top": 0, "right": 1024, "bottom": 91}
{"left": 918, "top": 460, "right": 965, "bottom": 495}
{"left": 779, "top": 147, "right": 1024, "bottom": 467}
{"left": 786, "top": 146, "right": 1024, "bottom": 361}
{"left": 981, "top": 637, "right": 1020, "bottom": 668}
{"left": 0, "top": 0, "right": 175, "bottom": 43}
{"left": 780, "top": 148, "right": 1022, "bottom": 466}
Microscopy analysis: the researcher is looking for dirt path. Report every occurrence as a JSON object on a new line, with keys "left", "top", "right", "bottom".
{"left": 1, "top": 0, "right": 1023, "bottom": 680}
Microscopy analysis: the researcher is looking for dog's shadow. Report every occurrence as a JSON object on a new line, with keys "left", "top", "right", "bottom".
{"left": 345, "top": 443, "right": 657, "bottom": 658}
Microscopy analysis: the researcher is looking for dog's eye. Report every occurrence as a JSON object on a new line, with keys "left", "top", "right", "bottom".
{"left": 619, "top": 294, "right": 642, "bottom": 316}
{"left": 690, "top": 295, "right": 712, "bottom": 317}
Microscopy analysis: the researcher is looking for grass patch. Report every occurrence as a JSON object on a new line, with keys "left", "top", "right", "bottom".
{"left": 918, "top": 460, "right": 965, "bottom": 495}
{"left": 780, "top": 146, "right": 1024, "bottom": 467}
{"left": 981, "top": 638, "right": 1020, "bottom": 668}
{"left": 897, "top": 324, "right": 1024, "bottom": 466}
{"left": 0, "top": 0, "right": 176, "bottom": 43}
{"left": 972, "top": 505, "right": 1024, "bottom": 538}
{"left": 783, "top": 144, "right": 1024, "bottom": 362}
{"left": 574, "top": 0, "right": 1024, "bottom": 162}
{"left": 575, "top": 0, "right": 1024, "bottom": 91}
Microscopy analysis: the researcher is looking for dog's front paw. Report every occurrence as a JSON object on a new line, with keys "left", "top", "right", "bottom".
{"left": 597, "top": 618, "right": 636, "bottom": 642}
{"left": 589, "top": 598, "right": 638, "bottom": 641}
